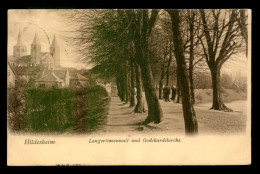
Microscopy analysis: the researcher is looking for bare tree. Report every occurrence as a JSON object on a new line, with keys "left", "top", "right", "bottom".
{"left": 127, "top": 9, "right": 164, "bottom": 124}
{"left": 129, "top": 59, "right": 136, "bottom": 107}
{"left": 134, "top": 62, "right": 145, "bottom": 113}
{"left": 166, "top": 9, "right": 198, "bottom": 135}
{"left": 237, "top": 9, "right": 248, "bottom": 57}
{"left": 199, "top": 9, "right": 243, "bottom": 111}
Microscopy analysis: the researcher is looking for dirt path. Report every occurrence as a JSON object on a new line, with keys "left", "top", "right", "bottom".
{"left": 99, "top": 96, "right": 248, "bottom": 135}
{"left": 102, "top": 97, "right": 145, "bottom": 133}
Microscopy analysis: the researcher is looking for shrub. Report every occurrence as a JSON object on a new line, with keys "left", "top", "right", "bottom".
{"left": 7, "top": 87, "right": 25, "bottom": 132}
{"left": 7, "top": 85, "right": 110, "bottom": 134}
{"left": 74, "top": 85, "right": 110, "bottom": 133}
{"left": 24, "top": 87, "right": 75, "bottom": 133}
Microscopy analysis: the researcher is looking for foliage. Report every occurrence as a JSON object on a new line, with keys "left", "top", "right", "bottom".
{"left": 68, "top": 10, "right": 130, "bottom": 81}
{"left": 7, "top": 85, "right": 110, "bottom": 134}
{"left": 7, "top": 87, "right": 25, "bottom": 132}
{"left": 24, "top": 88, "right": 75, "bottom": 132}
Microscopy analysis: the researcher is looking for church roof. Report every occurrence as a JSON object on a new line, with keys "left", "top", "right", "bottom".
{"left": 32, "top": 32, "right": 41, "bottom": 45}
{"left": 15, "top": 28, "right": 25, "bottom": 47}
{"left": 17, "top": 55, "right": 32, "bottom": 63}
{"left": 15, "top": 52, "right": 54, "bottom": 64}
{"left": 54, "top": 70, "right": 68, "bottom": 79}
{"left": 7, "top": 61, "right": 17, "bottom": 76}
{"left": 35, "top": 70, "right": 62, "bottom": 82}
{"left": 77, "top": 73, "right": 89, "bottom": 87}
{"left": 78, "top": 80, "right": 89, "bottom": 87}
{"left": 77, "top": 73, "right": 88, "bottom": 81}
{"left": 14, "top": 66, "right": 42, "bottom": 75}
{"left": 64, "top": 68, "right": 88, "bottom": 80}
{"left": 8, "top": 55, "right": 18, "bottom": 62}
{"left": 42, "top": 69, "right": 68, "bottom": 79}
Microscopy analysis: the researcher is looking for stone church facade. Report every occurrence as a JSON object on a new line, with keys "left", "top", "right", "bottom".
{"left": 8, "top": 29, "right": 88, "bottom": 88}
{"left": 10, "top": 29, "right": 60, "bottom": 69}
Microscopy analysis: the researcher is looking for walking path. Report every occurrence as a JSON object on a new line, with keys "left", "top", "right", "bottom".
{"left": 100, "top": 96, "right": 248, "bottom": 135}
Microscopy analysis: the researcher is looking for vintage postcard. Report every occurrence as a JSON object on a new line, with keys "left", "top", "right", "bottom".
{"left": 7, "top": 9, "right": 251, "bottom": 166}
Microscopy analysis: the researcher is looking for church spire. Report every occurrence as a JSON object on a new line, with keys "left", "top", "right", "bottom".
{"left": 32, "top": 32, "right": 40, "bottom": 45}
{"left": 16, "top": 27, "right": 24, "bottom": 46}
{"left": 13, "top": 27, "right": 27, "bottom": 58}
{"left": 51, "top": 34, "right": 59, "bottom": 48}
{"left": 50, "top": 34, "right": 60, "bottom": 67}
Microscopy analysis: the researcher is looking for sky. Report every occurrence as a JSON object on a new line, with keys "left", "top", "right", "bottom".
{"left": 8, "top": 9, "right": 249, "bottom": 77}
{"left": 8, "top": 9, "right": 93, "bottom": 69}
{"left": 222, "top": 53, "right": 248, "bottom": 78}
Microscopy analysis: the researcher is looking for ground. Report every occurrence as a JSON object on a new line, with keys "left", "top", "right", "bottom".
{"left": 97, "top": 89, "right": 248, "bottom": 135}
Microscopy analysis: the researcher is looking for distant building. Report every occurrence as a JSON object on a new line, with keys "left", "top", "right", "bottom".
{"left": 34, "top": 70, "right": 62, "bottom": 88}
{"left": 12, "top": 31, "right": 60, "bottom": 69}
{"left": 13, "top": 65, "right": 42, "bottom": 82}
{"left": 7, "top": 62, "right": 16, "bottom": 88}
{"left": 69, "top": 70, "right": 89, "bottom": 88}
{"left": 34, "top": 69, "right": 70, "bottom": 88}
{"left": 8, "top": 28, "right": 89, "bottom": 88}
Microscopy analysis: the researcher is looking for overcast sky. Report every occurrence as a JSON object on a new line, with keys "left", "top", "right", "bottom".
{"left": 8, "top": 9, "right": 248, "bottom": 77}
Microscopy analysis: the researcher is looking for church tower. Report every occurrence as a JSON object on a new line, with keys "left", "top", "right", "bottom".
{"left": 31, "top": 32, "right": 41, "bottom": 65}
{"left": 50, "top": 35, "right": 60, "bottom": 67}
{"left": 13, "top": 28, "right": 27, "bottom": 58}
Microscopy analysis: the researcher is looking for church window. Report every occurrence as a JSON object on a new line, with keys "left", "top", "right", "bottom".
{"left": 8, "top": 70, "right": 10, "bottom": 77}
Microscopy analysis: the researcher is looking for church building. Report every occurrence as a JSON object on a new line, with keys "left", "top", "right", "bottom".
{"left": 11, "top": 29, "right": 60, "bottom": 69}
{"left": 8, "top": 29, "right": 88, "bottom": 88}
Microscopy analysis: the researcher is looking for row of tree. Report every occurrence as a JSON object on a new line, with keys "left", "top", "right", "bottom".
{"left": 68, "top": 9, "right": 248, "bottom": 135}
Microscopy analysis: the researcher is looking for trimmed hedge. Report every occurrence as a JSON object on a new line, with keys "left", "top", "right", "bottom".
{"left": 7, "top": 85, "right": 110, "bottom": 134}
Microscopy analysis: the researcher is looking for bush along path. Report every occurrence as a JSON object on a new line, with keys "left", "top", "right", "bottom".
{"left": 7, "top": 85, "right": 110, "bottom": 134}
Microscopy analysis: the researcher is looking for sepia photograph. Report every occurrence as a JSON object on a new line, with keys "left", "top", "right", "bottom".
{"left": 7, "top": 9, "right": 251, "bottom": 166}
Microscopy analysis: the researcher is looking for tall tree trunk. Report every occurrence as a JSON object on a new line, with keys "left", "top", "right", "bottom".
{"left": 116, "top": 78, "right": 122, "bottom": 100}
{"left": 176, "top": 76, "right": 181, "bottom": 103}
{"left": 189, "top": 11, "right": 195, "bottom": 104}
{"left": 238, "top": 10, "right": 248, "bottom": 57}
{"left": 134, "top": 62, "right": 145, "bottom": 113}
{"left": 130, "top": 60, "right": 136, "bottom": 107}
{"left": 116, "top": 76, "right": 125, "bottom": 102}
{"left": 189, "top": 67, "right": 195, "bottom": 104}
{"left": 199, "top": 9, "right": 236, "bottom": 112}
{"left": 124, "top": 61, "right": 130, "bottom": 104}
{"left": 210, "top": 65, "right": 233, "bottom": 111}
{"left": 166, "top": 41, "right": 173, "bottom": 86}
{"left": 159, "top": 67, "right": 165, "bottom": 99}
{"left": 167, "top": 9, "right": 198, "bottom": 135}
{"left": 136, "top": 41, "right": 163, "bottom": 124}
